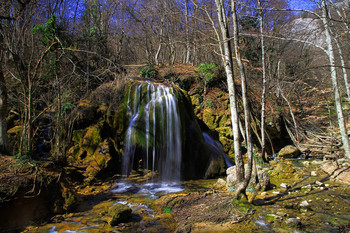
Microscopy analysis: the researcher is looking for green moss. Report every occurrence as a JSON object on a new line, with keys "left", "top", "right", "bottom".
{"left": 61, "top": 183, "right": 77, "bottom": 211}
{"left": 270, "top": 161, "right": 300, "bottom": 181}
{"left": 203, "top": 109, "right": 217, "bottom": 129}
{"left": 72, "top": 129, "right": 85, "bottom": 144}
{"left": 82, "top": 124, "right": 102, "bottom": 156}
{"left": 190, "top": 94, "right": 202, "bottom": 107}
{"left": 218, "top": 114, "right": 231, "bottom": 128}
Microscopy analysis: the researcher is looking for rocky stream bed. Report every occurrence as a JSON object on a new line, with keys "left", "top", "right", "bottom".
{"left": 5, "top": 158, "right": 346, "bottom": 233}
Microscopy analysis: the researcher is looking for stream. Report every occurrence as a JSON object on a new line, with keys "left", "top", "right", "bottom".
{"left": 21, "top": 159, "right": 350, "bottom": 233}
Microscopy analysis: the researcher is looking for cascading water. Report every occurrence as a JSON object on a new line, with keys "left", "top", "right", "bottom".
{"left": 203, "top": 132, "right": 233, "bottom": 167}
{"left": 122, "top": 81, "right": 182, "bottom": 182}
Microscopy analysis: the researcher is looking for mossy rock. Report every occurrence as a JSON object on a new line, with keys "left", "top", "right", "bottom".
{"left": 190, "top": 94, "right": 202, "bottom": 106}
{"left": 84, "top": 140, "right": 120, "bottom": 180}
{"left": 7, "top": 125, "right": 24, "bottom": 155}
{"left": 60, "top": 182, "right": 77, "bottom": 211}
{"left": 271, "top": 161, "right": 298, "bottom": 179}
{"left": 202, "top": 109, "right": 218, "bottom": 129}
{"left": 216, "top": 127, "right": 233, "bottom": 139}
{"left": 73, "top": 99, "right": 99, "bottom": 129}
{"left": 82, "top": 124, "right": 103, "bottom": 155}
{"left": 218, "top": 114, "right": 231, "bottom": 128}
{"left": 108, "top": 203, "right": 132, "bottom": 226}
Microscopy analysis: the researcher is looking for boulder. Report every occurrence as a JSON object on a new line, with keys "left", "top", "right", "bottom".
{"left": 226, "top": 164, "right": 271, "bottom": 191}
{"left": 108, "top": 203, "right": 132, "bottom": 226}
{"left": 278, "top": 145, "right": 301, "bottom": 158}
{"left": 213, "top": 178, "right": 226, "bottom": 189}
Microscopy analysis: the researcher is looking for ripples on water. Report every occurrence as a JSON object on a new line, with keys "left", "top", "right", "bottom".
{"left": 111, "top": 182, "right": 184, "bottom": 199}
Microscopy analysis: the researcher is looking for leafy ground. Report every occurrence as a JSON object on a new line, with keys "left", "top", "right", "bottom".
{"left": 0, "top": 156, "right": 58, "bottom": 203}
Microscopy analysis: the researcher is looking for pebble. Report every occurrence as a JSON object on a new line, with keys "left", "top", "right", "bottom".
{"left": 324, "top": 199, "right": 331, "bottom": 203}
{"left": 280, "top": 183, "right": 290, "bottom": 189}
{"left": 266, "top": 214, "right": 282, "bottom": 222}
{"left": 303, "top": 161, "right": 310, "bottom": 167}
{"left": 311, "top": 171, "right": 317, "bottom": 177}
{"left": 299, "top": 200, "right": 310, "bottom": 209}
{"left": 276, "top": 212, "right": 287, "bottom": 217}
{"left": 315, "top": 181, "right": 325, "bottom": 187}
{"left": 285, "top": 217, "right": 301, "bottom": 228}
{"left": 301, "top": 184, "right": 312, "bottom": 192}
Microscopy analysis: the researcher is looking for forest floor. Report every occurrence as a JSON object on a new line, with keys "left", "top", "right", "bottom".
{"left": 0, "top": 156, "right": 59, "bottom": 204}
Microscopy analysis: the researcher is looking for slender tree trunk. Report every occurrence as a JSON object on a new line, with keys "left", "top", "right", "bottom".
{"left": 231, "top": 0, "right": 253, "bottom": 200}
{"left": 214, "top": 0, "right": 242, "bottom": 180}
{"left": 0, "top": 24, "right": 8, "bottom": 154}
{"left": 185, "top": 0, "right": 191, "bottom": 64}
{"left": 326, "top": 1, "right": 350, "bottom": 102}
{"left": 321, "top": 0, "right": 350, "bottom": 159}
{"left": 27, "top": 67, "right": 33, "bottom": 155}
{"left": 334, "top": 36, "right": 350, "bottom": 102}
{"left": 258, "top": 0, "right": 268, "bottom": 162}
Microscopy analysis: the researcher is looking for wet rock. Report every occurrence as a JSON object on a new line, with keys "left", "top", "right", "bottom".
{"left": 266, "top": 214, "right": 282, "bottom": 223}
{"left": 278, "top": 145, "right": 301, "bottom": 158}
{"left": 315, "top": 181, "right": 325, "bottom": 187}
{"left": 276, "top": 212, "right": 287, "bottom": 217}
{"left": 108, "top": 203, "right": 132, "bottom": 226}
{"left": 301, "top": 184, "right": 312, "bottom": 192}
{"left": 302, "top": 161, "right": 310, "bottom": 167}
{"left": 270, "top": 161, "right": 298, "bottom": 179}
{"left": 285, "top": 217, "right": 301, "bottom": 228}
{"left": 299, "top": 200, "right": 310, "bottom": 209}
{"left": 280, "top": 183, "right": 290, "bottom": 189}
{"left": 284, "top": 202, "right": 299, "bottom": 210}
{"left": 311, "top": 160, "right": 323, "bottom": 165}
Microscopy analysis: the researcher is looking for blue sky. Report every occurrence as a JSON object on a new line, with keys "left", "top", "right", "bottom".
{"left": 289, "top": 0, "right": 316, "bottom": 10}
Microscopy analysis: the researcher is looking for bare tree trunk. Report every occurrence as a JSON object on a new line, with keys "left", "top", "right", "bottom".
{"left": 334, "top": 39, "right": 350, "bottom": 102}
{"left": 185, "top": 0, "right": 191, "bottom": 64}
{"left": 231, "top": 0, "right": 253, "bottom": 200}
{"left": 321, "top": 0, "right": 350, "bottom": 159}
{"left": 326, "top": 1, "right": 350, "bottom": 102}
{"left": 214, "top": 0, "right": 242, "bottom": 180}
{"left": 0, "top": 25, "right": 8, "bottom": 154}
{"left": 258, "top": 0, "right": 268, "bottom": 162}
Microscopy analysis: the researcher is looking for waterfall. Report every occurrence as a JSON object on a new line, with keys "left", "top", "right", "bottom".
{"left": 122, "top": 81, "right": 182, "bottom": 182}
{"left": 203, "top": 132, "right": 233, "bottom": 167}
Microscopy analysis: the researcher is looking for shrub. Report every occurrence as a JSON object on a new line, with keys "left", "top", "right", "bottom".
{"left": 196, "top": 63, "right": 219, "bottom": 85}
{"left": 139, "top": 65, "right": 159, "bottom": 79}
